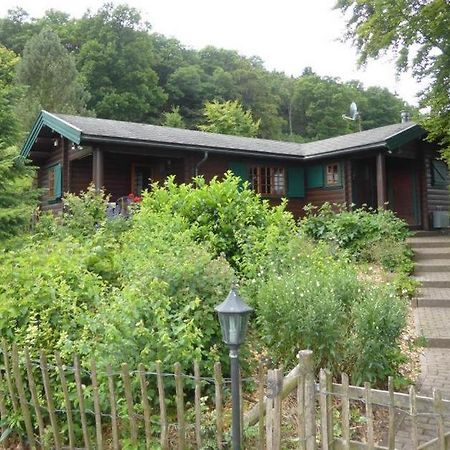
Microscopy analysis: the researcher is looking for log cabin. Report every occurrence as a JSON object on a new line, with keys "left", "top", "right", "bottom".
{"left": 21, "top": 110, "right": 450, "bottom": 230}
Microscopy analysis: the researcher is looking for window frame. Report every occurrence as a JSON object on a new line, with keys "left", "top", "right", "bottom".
{"left": 431, "top": 159, "right": 449, "bottom": 188}
{"left": 249, "top": 165, "right": 286, "bottom": 197}
{"left": 324, "top": 162, "right": 342, "bottom": 188}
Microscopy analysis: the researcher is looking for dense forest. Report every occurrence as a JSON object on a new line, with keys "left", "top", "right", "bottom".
{"left": 0, "top": 3, "right": 417, "bottom": 143}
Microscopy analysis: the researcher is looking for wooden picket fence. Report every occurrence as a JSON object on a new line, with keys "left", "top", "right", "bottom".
{"left": 1, "top": 344, "right": 450, "bottom": 449}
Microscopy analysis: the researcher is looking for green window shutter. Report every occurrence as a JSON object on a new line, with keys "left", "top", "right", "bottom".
{"left": 229, "top": 162, "right": 248, "bottom": 188}
{"left": 287, "top": 166, "right": 305, "bottom": 198}
{"left": 307, "top": 164, "right": 324, "bottom": 188}
{"left": 53, "top": 163, "right": 62, "bottom": 199}
{"left": 432, "top": 160, "right": 448, "bottom": 187}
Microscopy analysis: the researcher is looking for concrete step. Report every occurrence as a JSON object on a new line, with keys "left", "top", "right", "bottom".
{"left": 414, "top": 248, "right": 450, "bottom": 260}
{"left": 417, "top": 287, "right": 450, "bottom": 299}
{"left": 410, "top": 240, "right": 450, "bottom": 249}
{"left": 415, "top": 298, "right": 450, "bottom": 308}
{"left": 412, "top": 230, "right": 450, "bottom": 238}
{"left": 417, "top": 280, "right": 450, "bottom": 288}
{"left": 415, "top": 307, "right": 450, "bottom": 348}
{"left": 415, "top": 260, "right": 450, "bottom": 272}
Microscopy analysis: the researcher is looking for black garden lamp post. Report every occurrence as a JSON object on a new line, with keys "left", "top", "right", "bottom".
{"left": 215, "top": 285, "right": 253, "bottom": 450}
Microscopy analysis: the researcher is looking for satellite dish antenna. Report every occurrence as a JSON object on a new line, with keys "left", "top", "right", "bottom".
{"left": 349, "top": 102, "right": 358, "bottom": 120}
{"left": 342, "top": 101, "right": 362, "bottom": 132}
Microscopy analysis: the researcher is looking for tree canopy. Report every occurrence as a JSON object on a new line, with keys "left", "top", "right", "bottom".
{"left": 16, "top": 28, "right": 89, "bottom": 129}
{"left": 0, "top": 3, "right": 417, "bottom": 142}
{"left": 199, "top": 100, "right": 260, "bottom": 137}
{"left": 0, "top": 45, "right": 38, "bottom": 241}
{"left": 336, "top": 0, "right": 450, "bottom": 156}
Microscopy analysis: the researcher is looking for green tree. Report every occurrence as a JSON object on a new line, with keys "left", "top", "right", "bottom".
{"left": 336, "top": 0, "right": 450, "bottom": 156}
{"left": 0, "top": 46, "right": 21, "bottom": 143}
{"left": 161, "top": 106, "right": 186, "bottom": 128}
{"left": 166, "top": 65, "right": 207, "bottom": 120}
{"left": 75, "top": 4, "right": 166, "bottom": 122}
{"left": 0, "top": 46, "right": 38, "bottom": 241}
{"left": 291, "top": 72, "right": 356, "bottom": 140}
{"left": 199, "top": 100, "right": 260, "bottom": 137}
{"left": 16, "top": 28, "right": 89, "bottom": 128}
{"left": 0, "top": 8, "right": 37, "bottom": 54}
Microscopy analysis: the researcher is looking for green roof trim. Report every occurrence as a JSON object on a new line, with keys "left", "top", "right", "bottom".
{"left": 20, "top": 111, "right": 82, "bottom": 157}
{"left": 385, "top": 124, "right": 426, "bottom": 150}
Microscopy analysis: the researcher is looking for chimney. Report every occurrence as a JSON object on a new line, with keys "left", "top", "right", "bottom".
{"left": 400, "top": 111, "right": 409, "bottom": 123}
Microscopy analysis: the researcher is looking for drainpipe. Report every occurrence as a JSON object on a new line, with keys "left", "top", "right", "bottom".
{"left": 195, "top": 151, "right": 209, "bottom": 176}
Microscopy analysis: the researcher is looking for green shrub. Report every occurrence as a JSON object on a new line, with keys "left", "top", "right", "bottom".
{"left": 349, "top": 286, "right": 407, "bottom": 385}
{"left": 140, "top": 173, "right": 297, "bottom": 271}
{"left": 245, "top": 235, "right": 407, "bottom": 384}
{"left": 300, "top": 203, "right": 412, "bottom": 272}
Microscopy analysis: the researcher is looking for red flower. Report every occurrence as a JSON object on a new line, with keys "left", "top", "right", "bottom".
{"left": 128, "top": 193, "right": 135, "bottom": 199}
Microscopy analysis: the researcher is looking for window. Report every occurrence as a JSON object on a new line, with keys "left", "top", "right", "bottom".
{"left": 325, "top": 163, "right": 341, "bottom": 187}
{"left": 431, "top": 160, "right": 449, "bottom": 187}
{"left": 249, "top": 166, "right": 285, "bottom": 196}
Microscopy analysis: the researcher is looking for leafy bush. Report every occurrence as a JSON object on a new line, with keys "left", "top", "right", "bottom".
{"left": 0, "top": 177, "right": 410, "bottom": 395}
{"left": 245, "top": 236, "right": 407, "bottom": 384}
{"left": 300, "top": 203, "right": 412, "bottom": 272}
{"left": 140, "top": 173, "right": 296, "bottom": 271}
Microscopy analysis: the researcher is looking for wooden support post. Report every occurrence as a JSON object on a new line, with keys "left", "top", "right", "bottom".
{"left": 74, "top": 355, "right": 91, "bottom": 450}
{"left": 138, "top": 363, "right": 152, "bottom": 448}
{"left": 121, "top": 363, "right": 138, "bottom": 445}
{"left": 272, "top": 368, "right": 283, "bottom": 450}
{"left": 341, "top": 373, "right": 350, "bottom": 450}
{"left": 91, "top": 360, "right": 103, "bottom": 450}
{"left": 319, "top": 369, "right": 329, "bottom": 450}
{"left": 55, "top": 352, "right": 76, "bottom": 450}
{"left": 258, "top": 361, "right": 266, "bottom": 450}
{"left": 92, "top": 147, "right": 104, "bottom": 192}
{"left": 41, "top": 351, "right": 62, "bottom": 450}
{"left": 214, "top": 362, "right": 224, "bottom": 450}
{"left": 265, "top": 369, "right": 275, "bottom": 450}
{"left": 376, "top": 152, "right": 387, "bottom": 209}
{"left": 298, "top": 350, "right": 315, "bottom": 450}
{"left": 62, "top": 138, "right": 70, "bottom": 193}
{"left": 24, "top": 349, "right": 45, "bottom": 447}
{"left": 365, "top": 382, "right": 374, "bottom": 450}
{"left": 106, "top": 365, "right": 120, "bottom": 450}
{"left": 387, "top": 377, "right": 395, "bottom": 450}
{"left": 11, "top": 345, "right": 35, "bottom": 449}
{"left": 433, "top": 388, "right": 445, "bottom": 450}
{"left": 174, "top": 362, "right": 186, "bottom": 449}
{"left": 420, "top": 149, "right": 430, "bottom": 230}
{"left": 410, "top": 385, "right": 418, "bottom": 449}
{"left": 194, "top": 361, "right": 202, "bottom": 449}
{"left": 156, "top": 362, "right": 168, "bottom": 449}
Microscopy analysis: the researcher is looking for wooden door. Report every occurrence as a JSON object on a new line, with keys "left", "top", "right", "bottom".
{"left": 387, "top": 159, "right": 420, "bottom": 226}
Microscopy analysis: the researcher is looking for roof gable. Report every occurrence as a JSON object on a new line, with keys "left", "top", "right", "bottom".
{"left": 21, "top": 111, "right": 82, "bottom": 157}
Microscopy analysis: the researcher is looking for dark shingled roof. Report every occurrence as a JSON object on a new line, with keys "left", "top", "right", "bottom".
{"left": 54, "top": 113, "right": 306, "bottom": 157}
{"left": 38, "top": 113, "right": 423, "bottom": 159}
{"left": 301, "top": 122, "right": 423, "bottom": 157}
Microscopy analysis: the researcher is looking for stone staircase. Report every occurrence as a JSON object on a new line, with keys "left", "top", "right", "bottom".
{"left": 409, "top": 231, "right": 450, "bottom": 347}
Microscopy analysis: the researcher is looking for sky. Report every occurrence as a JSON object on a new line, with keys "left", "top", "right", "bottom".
{"left": 0, "top": 0, "right": 425, "bottom": 107}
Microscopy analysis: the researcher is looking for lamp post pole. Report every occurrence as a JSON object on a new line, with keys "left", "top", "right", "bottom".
{"left": 215, "top": 285, "right": 253, "bottom": 450}
{"left": 230, "top": 345, "right": 241, "bottom": 449}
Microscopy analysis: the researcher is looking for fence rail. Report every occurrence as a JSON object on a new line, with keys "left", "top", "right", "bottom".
{"left": 0, "top": 343, "right": 450, "bottom": 449}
